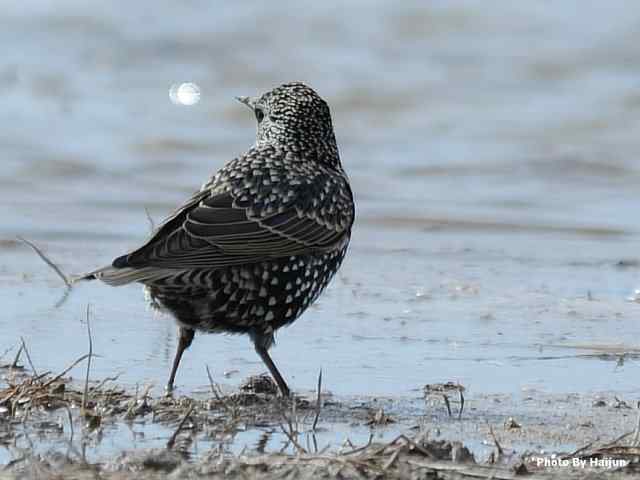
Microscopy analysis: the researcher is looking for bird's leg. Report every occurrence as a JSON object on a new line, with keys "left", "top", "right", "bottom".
{"left": 166, "top": 327, "right": 195, "bottom": 393}
{"left": 255, "top": 346, "right": 290, "bottom": 397}
{"left": 251, "top": 330, "right": 290, "bottom": 397}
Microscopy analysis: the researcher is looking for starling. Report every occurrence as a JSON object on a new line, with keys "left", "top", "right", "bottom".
{"left": 83, "top": 82, "right": 355, "bottom": 396}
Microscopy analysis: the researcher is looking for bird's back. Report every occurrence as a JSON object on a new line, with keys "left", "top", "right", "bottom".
{"left": 121, "top": 144, "right": 349, "bottom": 327}
{"left": 90, "top": 143, "right": 353, "bottom": 333}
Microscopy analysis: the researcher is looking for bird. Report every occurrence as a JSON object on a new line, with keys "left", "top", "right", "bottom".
{"left": 81, "top": 82, "right": 355, "bottom": 397}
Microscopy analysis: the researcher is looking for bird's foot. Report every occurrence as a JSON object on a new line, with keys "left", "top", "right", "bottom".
{"left": 278, "top": 385, "right": 291, "bottom": 398}
{"left": 164, "top": 383, "right": 176, "bottom": 398}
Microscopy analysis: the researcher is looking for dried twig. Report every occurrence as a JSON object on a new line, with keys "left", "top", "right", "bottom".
{"left": 18, "top": 236, "right": 72, "bottom": 288}
{"left": 82, "top": 304, "right": 93, "bottom": 412}
{"left": 277, "top": 395, "right": 307, "bottom": 454}
{"left": 562, "top": 441, "right": 594, "bottom": 460}
{"left": 144, "top": 207, "right": 156, "bottom": 232}
{"left": 92, "top": 374, "right": 122, "bottom": 393}
{"left": 166, "top": 404, "right": 195, "bottom": 450}
{"left": 488, "top": 424, "right": 504, "bottom": 457}
{"left": 279, "top": 422, "right": 307, "bottom": 454}
{"left": 42, "top": 354, "right": 92, "bottom": 388}
{"left": 11, "top": 344, "right": 24, "bottom": 369}
{"left": 54, "top": 287, "right": 73, "bottom": 309}
{"left": 19, "top": 337, "right": 37, "bottom": 377}
{"left": 341, "top": 434, "right": 374, "bottom": 456}
{"left": 312, "top": 368, "right": 322, "bottom": 431}
{"left": 21, "top": 406, "right": 34, "bottom": 448}
{"left": 2, "top": 456, "right": 27, "bottom": 471}
{"left": 32, "top": 371, "right": 52, "bottom": 383}
{"left": 64, "top": 404, "right": 75, "bottom": 445}
{"left": 255, "top": 430, "right": 273, "bottom": 454}
{"left": 382, "top": 448, "right": 401, "bottom": 471}
{"left": 125, "top": 383, "right": 154, "bottom": 419}
{"left": 424, "top": 382, "right": 465, "bottom": 418}
{"left": 205, "top": 365, "right": 224, "bottom": 403}
{"left": 633, "top": 401, "right": 640, "bottom": 446}
{"left": 442, "top": 394, "right": 452, "bottom": 417}
{"left": 0, "top": 344, "right": 16, "bottom": 363}
{"left": 398, "top": 434, "right": 436, "bottom": 459}
{"left": 369, "top": 434, "right": 435, "bottom": 459}
{"left": 206, "top": 364, "right": 235, "bottom": 416}
{"left": 602, "top": 431, "right": 634, "bottom": 448}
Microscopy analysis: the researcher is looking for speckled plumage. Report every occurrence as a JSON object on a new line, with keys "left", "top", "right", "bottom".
{"left": 88, "top": 82, "right": 354, "bottom": 396}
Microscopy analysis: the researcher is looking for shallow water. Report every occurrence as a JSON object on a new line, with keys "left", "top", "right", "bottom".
{"left": 2, "top": 0, "right": 640, "bottom": 444}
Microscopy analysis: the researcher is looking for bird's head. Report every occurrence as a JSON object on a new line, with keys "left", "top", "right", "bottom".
{"left": 236, "top": 82, "right": 339, "bottom": 166}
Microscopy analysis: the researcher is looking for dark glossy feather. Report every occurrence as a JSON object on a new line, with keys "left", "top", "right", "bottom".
{"left": 113, "top": 147, "right": 354, "bottom": 272}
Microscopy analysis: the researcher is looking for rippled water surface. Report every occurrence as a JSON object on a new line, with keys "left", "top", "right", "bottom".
{"left": 2, "top": 1, "right": 640, "bottom": 410}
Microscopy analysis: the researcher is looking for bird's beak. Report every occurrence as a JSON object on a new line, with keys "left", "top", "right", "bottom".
{"left": 235, "top": 96, "right": 256, "bottom": 109}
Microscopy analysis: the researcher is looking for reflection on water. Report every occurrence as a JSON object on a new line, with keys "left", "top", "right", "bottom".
{"left": 1, "top": 1, "right": 640, "bottom": 407}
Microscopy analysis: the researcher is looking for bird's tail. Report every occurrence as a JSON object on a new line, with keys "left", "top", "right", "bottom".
{"left": 70, "top": 270, "right": 100, "bottom": 283}
{"left": 80, "top": 265, "right": 179, "bottom": 286}
{"left": 18, "top": 237, "right": 123, "bottom": 287}
{"left": 20, "top": 237, "right": 180, "bottom": 288}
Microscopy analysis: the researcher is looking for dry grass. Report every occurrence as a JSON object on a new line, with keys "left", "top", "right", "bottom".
{"left": 1, "top": 339, "right": 640, "bottom": 479}
{"left": 5, "top": 428, "right": 640, "bottom": 479}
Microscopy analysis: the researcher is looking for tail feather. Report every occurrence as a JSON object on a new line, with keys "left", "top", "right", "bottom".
{"left": 79, "top": 265, "right": 183, "bottom": 287}
{"left": 19, "top": 236, "right": 180, "bottom": 288}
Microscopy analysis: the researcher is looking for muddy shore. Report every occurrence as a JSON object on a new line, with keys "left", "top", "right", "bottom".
{"left": 2, "top": 350, "right": 640, "bottom": 479}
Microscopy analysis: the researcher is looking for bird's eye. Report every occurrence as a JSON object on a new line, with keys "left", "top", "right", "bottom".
{"left": 255, "top": 108, "right": 265, "bottom": 123}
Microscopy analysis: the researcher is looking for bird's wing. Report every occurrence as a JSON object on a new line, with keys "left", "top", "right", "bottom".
{"left": 113, "top": 152, "right": 354, "bottom": 271}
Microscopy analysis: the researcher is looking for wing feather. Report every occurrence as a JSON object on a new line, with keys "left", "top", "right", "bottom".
{"left": 113, "top": 148, "right": 354, "bottom": 271}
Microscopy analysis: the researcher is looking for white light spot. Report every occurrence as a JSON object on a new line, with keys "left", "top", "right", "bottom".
{"left": 169, "top": 82, "right": 201, "bottom": 106}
